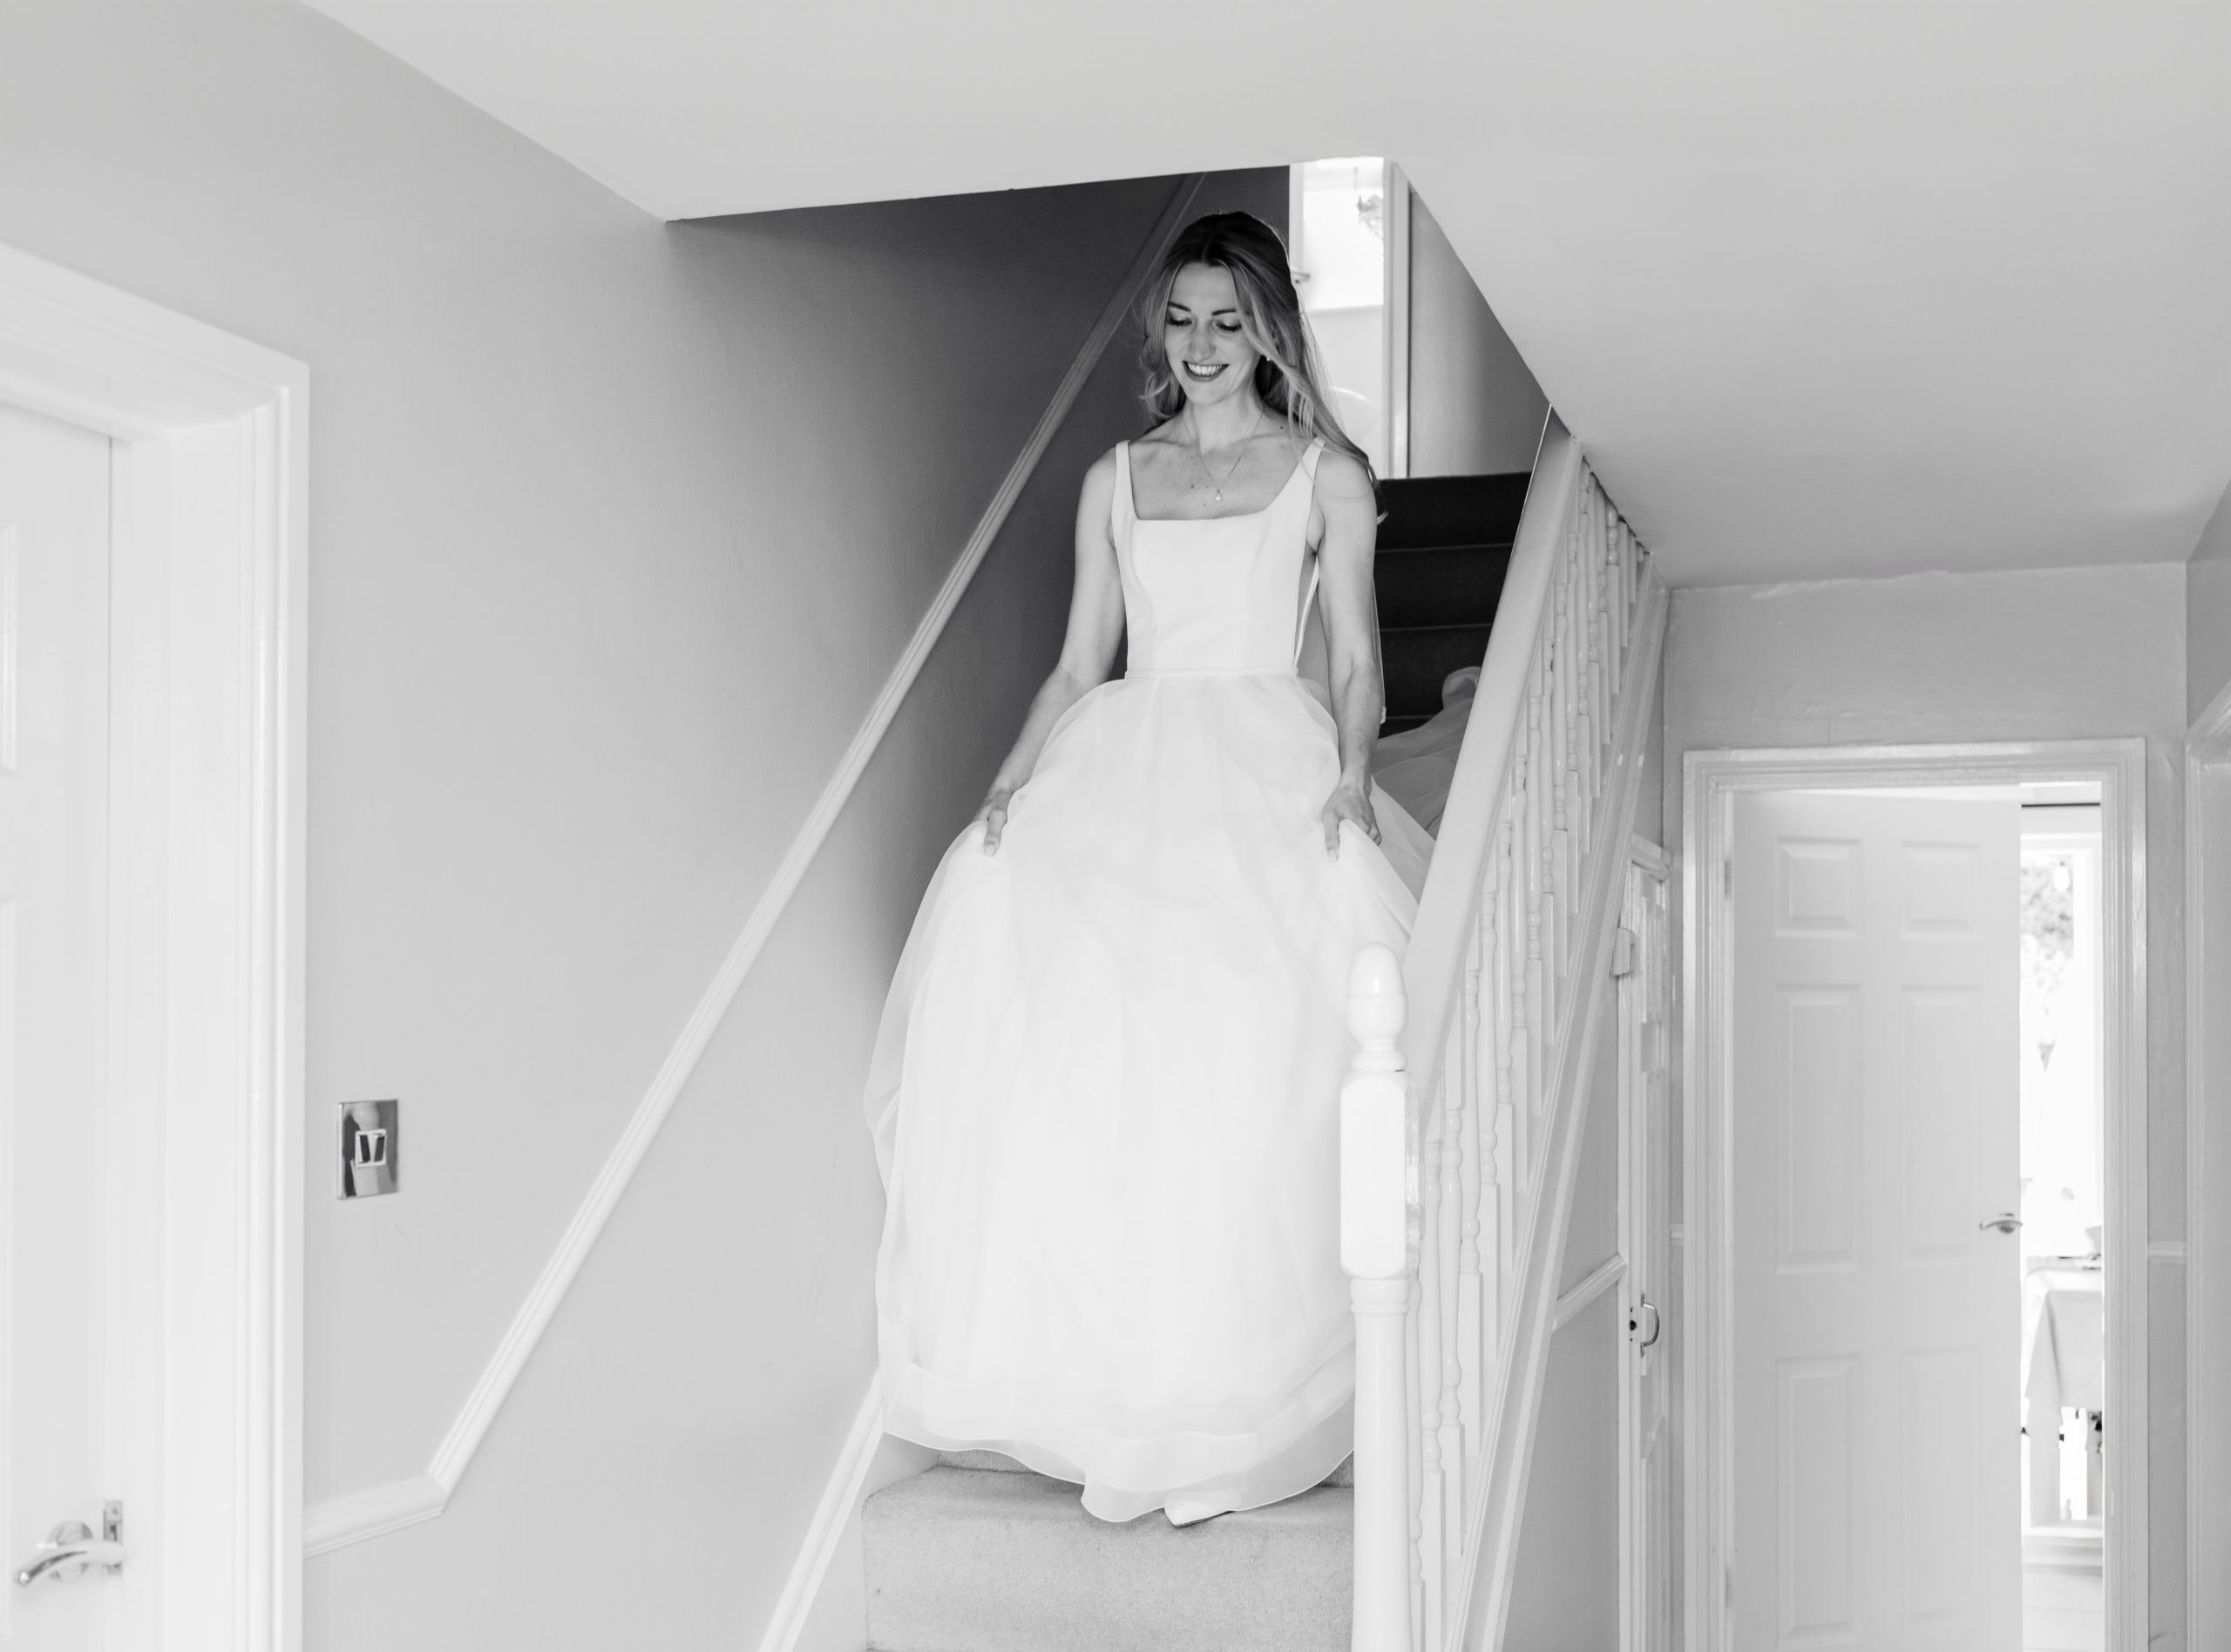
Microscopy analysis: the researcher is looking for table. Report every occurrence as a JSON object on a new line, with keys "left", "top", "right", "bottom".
{"left": 2023, "top": 1263, "right": 2104, "bottom": 1527}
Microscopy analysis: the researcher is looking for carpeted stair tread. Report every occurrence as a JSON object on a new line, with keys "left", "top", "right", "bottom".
{"left": 1373, "top": 540, "right": 1512, "bottom": 630}
{"left": 1372, "top": 471, "right": 1529, "bottom": 740}
{"left": 1375, "top": 471, "right": 1530, "bottom": 551}
{"left": 865, "top": 1466, "right": 1352, "bottom": 1652}
{"left": 936, "top": 1449, "right": 1035, "bottom": 1473}
{"left": 1383, "top": 622, "right": 1496, "bottom": 725}
{"left": 935, "top": 1448, "right": 1353, "bottom": 1486}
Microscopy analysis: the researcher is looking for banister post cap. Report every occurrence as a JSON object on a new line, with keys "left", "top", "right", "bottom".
{"left": 1347, "top": 942, "right": 1403, "bottom": 1003}
{"left": 1346, "top": 943, "right": 1407, "bottom": 1051}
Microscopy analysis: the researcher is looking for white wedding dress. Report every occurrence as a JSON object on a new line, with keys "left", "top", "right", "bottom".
{"left": 865, "top": 438, "right": 1432, "bottom": 1521}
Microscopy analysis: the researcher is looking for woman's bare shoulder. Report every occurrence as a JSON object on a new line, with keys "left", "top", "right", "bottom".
{"left": 1075, "top": 446, "right": 1122, "bottom": 530}
{"left": 1312, "top": 444, "right": 1375, "bottom": 504}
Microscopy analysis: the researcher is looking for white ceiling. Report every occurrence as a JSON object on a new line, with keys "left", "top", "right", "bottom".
{"left": 306, "top": 1, "right": 2231, "bottom": 586}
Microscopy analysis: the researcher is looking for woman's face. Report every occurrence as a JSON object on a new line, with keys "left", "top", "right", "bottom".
{"left": 1164, "top": 262, "right": 1260, "bottom": 411}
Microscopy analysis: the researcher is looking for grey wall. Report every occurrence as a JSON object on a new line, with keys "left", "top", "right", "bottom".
{"left": 2190, "top": 480, "right": 2231, "bottom": 723}
{"left": 1664, "top": 562, "right": 2189, "bottom": 1649}
{"left": 1407, "top": 192, "right": 1549, "bottom": 477}
{"left": 0, "top": 3, "right": 1288, "bottom": 1645}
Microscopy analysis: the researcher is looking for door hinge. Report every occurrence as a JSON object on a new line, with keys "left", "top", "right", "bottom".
{"left": 1612, "top": 925, "right": 1638, "bottom": 978}
{"left": 1723, "top": 858, "right": 1733, "bottom": 897}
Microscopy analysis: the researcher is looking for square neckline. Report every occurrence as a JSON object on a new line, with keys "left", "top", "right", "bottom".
{"left": 1122, "top": 438, "right": 1320, "bottom": 525}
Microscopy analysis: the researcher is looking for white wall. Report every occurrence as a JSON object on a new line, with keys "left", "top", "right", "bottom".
{"left": 1407, "top": 192, "right": 1549, "bottom": 478}
{"left": 1664, "top": 563, "right": 2190, "bottom": 1649}
{"left": 2190, "top": 481, "right": 2231, "bottom": 723}
{"left": 0, "top": 4, "right": 1287, "bottom": 1644}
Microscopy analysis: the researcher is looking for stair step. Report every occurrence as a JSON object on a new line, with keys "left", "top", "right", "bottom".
{"left": 865, "top": 1466, "right": 1352, "bottom": 1652}
{"left": 1382, "top": 622, "right": 1493, "bottom": 723}
{"left": 935, "top": 1448, "right": 1354, "bottom": 1486}
{"left": 1375, "top": 471, "right": 1530, "bottom": 552}
{"left": 1373, "top": 541, "right": 1511, "bottom": 630}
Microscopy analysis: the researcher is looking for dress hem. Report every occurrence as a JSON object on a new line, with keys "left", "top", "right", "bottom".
{"left": 879, "top": 1336, "right": 1356, "bottom": 1524}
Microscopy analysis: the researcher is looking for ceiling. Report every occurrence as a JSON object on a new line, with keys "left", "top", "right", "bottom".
{"left": 305, "top": 1, "right": 2231, "bottom": 586}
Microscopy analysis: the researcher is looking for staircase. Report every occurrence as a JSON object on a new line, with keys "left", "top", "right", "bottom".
{"left": 855, "top": 433, "right": 1665, "bottom": 1652}
{"left": 1373, "top": 473, "right": 1529, "bottom": 735}
{"left": 858, "top": 474, "right": 1523, "bottom": 1652}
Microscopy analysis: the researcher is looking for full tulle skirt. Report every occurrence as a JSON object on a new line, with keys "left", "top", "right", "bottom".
{"left": 866, "top": 671, "right": 1427, "bottom": 1521}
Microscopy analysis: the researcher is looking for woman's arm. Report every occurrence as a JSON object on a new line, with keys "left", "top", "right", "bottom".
{"left": 975, "top": 449, "right": 1127, "bottom": 854}
{"left": 1310, "top": 448, "right": 1384, "bottom": 860}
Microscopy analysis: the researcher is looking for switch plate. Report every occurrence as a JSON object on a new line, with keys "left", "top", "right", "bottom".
{"left": 338, "top": 1100, "right": 399, "bottom": 1198}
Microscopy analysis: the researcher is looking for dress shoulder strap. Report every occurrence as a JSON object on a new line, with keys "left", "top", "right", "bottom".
{"left": 1109, "top": 441, "right": 1135, "bottom": 545}
{"left": 1292, "top": 438, "right": 1329, "bottom": 667}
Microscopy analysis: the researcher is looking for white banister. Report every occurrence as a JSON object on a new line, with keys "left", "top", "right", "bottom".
{"left": 1345, "top": 413, "right": 1667, "bottom": 1651}
{"left": 1342, "top": 942, "right": 1412, "bottom": 1652}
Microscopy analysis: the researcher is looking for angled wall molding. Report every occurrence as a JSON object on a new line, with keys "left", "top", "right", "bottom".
{"left": 754, "top": 1377, "right": 886, "bottom": 1652}
{"left": 303, "top": 173, "right": 1206, "bottom": 1558}
{"left": 302, "top": 1473, "right": 445, "bottom": 1554}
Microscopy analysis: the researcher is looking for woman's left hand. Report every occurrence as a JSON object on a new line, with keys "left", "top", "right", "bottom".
{"left": 1321, "top": 776, "right": 1380, "bottom": 861}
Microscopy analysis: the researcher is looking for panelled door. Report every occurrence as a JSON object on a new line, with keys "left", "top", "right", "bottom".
{"left": 0, "top": 398, "right": 119, "bottom": 1648}
{"left": 1731, "top": 790, "right": 2020, "bottom": 1650}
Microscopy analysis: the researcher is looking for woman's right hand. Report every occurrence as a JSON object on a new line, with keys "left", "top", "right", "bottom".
{"left": 974, "top": 784, "right": 1018, "bottom": 856}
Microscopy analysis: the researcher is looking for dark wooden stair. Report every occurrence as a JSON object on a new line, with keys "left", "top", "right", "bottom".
{"left": 1374, "top": 472, "right": 1530, "bottom": 734}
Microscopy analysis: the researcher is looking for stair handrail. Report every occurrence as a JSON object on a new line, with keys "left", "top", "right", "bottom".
{"left": 1344, "top": 412, "right": 1666, "bottom": 1652}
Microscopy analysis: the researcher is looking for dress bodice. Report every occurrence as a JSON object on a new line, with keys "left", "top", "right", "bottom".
{"left": 1112, "top": 438, "right": 1323, "bottom": 676}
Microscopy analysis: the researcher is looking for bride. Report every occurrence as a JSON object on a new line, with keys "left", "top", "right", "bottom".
{"left": 865, "top": 210, "right": 1431, "bottom": 1525}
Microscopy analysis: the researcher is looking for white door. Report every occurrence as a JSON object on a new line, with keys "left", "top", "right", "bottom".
{"left": 1619, "top": 856, "right": 1673, "bottom": 1652}
{"left": 0, "top": 398, "right": 119, "bottom": 1647}
{"left": 1731, "top": 790, "right": 2021, "bottom": 1650}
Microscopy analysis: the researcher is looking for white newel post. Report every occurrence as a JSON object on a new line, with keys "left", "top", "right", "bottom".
{"left": 1342, "top": 942, "right": 1413, "bottom": 1652}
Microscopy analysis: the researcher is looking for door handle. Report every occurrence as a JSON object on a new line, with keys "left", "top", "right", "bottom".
{"left": 1979, "top": 1213, "right": 2023, "bottom": 1235}
{"left": 1629, "top": 1297, "right": 1662, "bottom": 1351}
{"left": 15, "top": 1505, "right": 125, "bottom": 1587}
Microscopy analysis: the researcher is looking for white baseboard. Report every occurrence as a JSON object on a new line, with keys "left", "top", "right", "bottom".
{"left": 756, "top": 1378, "right": 887, "bottom": 1652}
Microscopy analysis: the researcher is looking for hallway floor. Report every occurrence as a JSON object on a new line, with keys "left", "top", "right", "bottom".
{"left": 2024, "top": 1564, "right": 2105, "bottom": 1652}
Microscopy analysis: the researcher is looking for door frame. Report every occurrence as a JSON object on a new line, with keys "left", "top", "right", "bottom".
{"left": 1620, "top": 839, "right": 1672, "bottom": 1652}
{"left": 1682, "top": 739, "right": 2147, "bottom": 1651}
{"left": 0, "top": 241, "right": 306, "bottom": 1649}
{"left": 2187, "top": 683, "right": 2231, "bottom": 1652}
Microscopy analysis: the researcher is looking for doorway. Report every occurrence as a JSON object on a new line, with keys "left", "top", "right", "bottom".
{"left": 0, "top": 240, "right": 307, "bottom": 1649}
{"left": 1287, "top": 155, "right": 1402, "bottom": 478}
{"left": 1684, "top": 743, "right": 2146, "bottom": 1652}
{"left": 2017, "top": 797, "right": 2106, "bottom": 1652}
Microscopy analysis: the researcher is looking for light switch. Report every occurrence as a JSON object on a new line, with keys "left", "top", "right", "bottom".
{"left": 338, "top": 1100, "right": 399, "bottom": 1198}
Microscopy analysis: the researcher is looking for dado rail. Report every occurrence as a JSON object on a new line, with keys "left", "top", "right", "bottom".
{"left": 1343, "top": 416, "right": 1666, "bottom": 1652}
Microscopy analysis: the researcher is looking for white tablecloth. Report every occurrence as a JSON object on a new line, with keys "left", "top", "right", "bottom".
{"left": 2022, "top": 1265, "right": 2105, "bottom": 1413}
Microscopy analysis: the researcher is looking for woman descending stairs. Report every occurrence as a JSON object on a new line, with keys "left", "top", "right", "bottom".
{"left": 858, "top": 470, "right": 1530, "bottom": 1652}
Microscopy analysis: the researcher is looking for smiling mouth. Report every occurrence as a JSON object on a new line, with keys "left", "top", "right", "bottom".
{"left": 1182, "top": 361, "right": 1228, "bottom": 382}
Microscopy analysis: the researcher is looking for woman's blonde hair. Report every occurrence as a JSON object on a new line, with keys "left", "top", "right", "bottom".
{"left": 1136, "top": 211, "right": 1374, "bottom": 484}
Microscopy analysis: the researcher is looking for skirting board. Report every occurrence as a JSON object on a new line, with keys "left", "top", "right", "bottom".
{"left": 301, "top": 173, "right": 1208, "bottom": 1555}
{"left": 756, "top": 1378, "right": 887, "bottom": 1652}
{"left": 302, "top": 1473, "right": 446, "bottom": 1556}
{"left": 1553, "top": 1255, "right": 1628, "bottom": 1331}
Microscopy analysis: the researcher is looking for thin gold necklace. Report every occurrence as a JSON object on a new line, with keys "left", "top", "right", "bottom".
{"left": 1191, "top": 410, "right": 1262, "bottom": 504}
